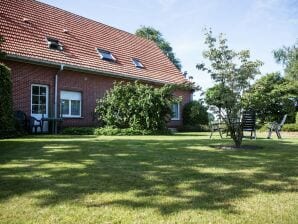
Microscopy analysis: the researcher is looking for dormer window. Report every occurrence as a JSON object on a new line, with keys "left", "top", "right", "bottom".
{"left": 97, "top": 49, "right": 116, "bottom": 62}
{"left": 132, "top": 58, "right": 144, "bottom": 68}
{"left": 47, "top": 37, "right": 63, "bottom": 51}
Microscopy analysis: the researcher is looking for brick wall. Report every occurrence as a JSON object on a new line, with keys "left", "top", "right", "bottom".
{"left": 4, "top": 60, "right": 192, "bottom": 128}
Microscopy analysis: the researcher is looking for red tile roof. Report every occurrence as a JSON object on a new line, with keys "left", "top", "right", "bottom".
{"left": 0, "top": 0, "right": 188, "bottom": 84}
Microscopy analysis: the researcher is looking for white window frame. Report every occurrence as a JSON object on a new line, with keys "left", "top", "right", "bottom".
{"left": 60, "top": 90, "right": 82, "bottom": 118}
{"left": 97, "top": 48, "right": 116, "bottom": 62}
{"left": 171, "top": 103, "right": 180, "bottom": 121}
{"left": 132, "top": 58, "right": 144, "bottom": 68}
{"left": 31, "top": 84, "right": 49, "bottom": 117}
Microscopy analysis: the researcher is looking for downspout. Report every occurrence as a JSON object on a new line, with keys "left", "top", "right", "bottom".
{"left": 53, "top": 64, "right": 64, "bottom": 134}
{"left": 54, "top": 64, "right": 64, "bottom": 119}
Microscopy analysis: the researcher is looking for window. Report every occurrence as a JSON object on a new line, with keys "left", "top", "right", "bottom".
{"left": 132, "top": 58, "right": 144, "bottom": 68}
{"left": 171, "top": 103, "right": 180, "bottom": 120}
{"left": 97, "top": 48, "right": 116, "bottom": 62}
{"left": 31, "top": 85, "right": 48, "bottom": 115}
{"left": 60, "top": 91, "right": 82, "bottom": 117}
{"left": 47, "top": 37, "right": 63, "bottom": 51}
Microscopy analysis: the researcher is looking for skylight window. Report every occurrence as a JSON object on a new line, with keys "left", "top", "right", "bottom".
{"left": 132, "top": 58, "right": 144, "bottom": 68}
{"left": 47, "top": 37, "right": 63, "bottom": 51}
{"left": 97, "top": 49, "right": 116, "bottom": 62}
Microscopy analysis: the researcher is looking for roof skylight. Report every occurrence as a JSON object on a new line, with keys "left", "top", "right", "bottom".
{"left": 97, "top": 49, "right": 116, "bottom": 62}
{"left": 132, "top": 58, "right": 144, "bottom": 68}
{"left": 47, "top": 37, "right": 63, "bottom": 51}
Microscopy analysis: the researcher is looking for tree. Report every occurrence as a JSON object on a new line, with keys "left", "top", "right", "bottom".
{"left": 273, "top": 41, "right": 298, "bottom": 81}
{"left": 0, "top": 64, "right": 15, "bottom": 137}
{"left": 197, "top": 29, "right": 263, "bottom": 148}
{"left": 182, "top": 100, "right": 209, "bottom": 126}
{"left": 0, "top": 35, "right": 6, "bottom": 60}
{"left": 135, "top": 26, "right": 182, "bottom": 71}
{"left": 0, "top": 35, "right": 15, "bottom": 137}
{"left": 95, "top": 81, "right": 179, "bottom": 131}
{"left": 243, "top": 72, "right": 297, "bottom": 123}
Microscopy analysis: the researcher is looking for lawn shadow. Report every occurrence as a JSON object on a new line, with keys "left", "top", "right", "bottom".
{"left": 0, "top": 135, "right": 297, "bottom": 215}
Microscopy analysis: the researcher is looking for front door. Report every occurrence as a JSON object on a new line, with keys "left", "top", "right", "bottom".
{"left": 31, "top": 84, "right": 49, "bottom": 132}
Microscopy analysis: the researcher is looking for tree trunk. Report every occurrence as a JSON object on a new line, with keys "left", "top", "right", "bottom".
{"left": 228, "top": 123, "right": 243, "bottom": 148}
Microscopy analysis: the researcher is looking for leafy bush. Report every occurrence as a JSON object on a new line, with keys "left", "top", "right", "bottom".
{"left": 243, "top": 73, "right": 297, "bottom": 123}
{"left": 182, "top": 101, "right": 209, "bottom": 126}
{"left": 177, "top": 124, "right": 209, "bottom": 132}
{"left": 258, "top": 123, "right": 298, "bottom": 132}
{"left": 94, "top": 126, "right": 172, "bottom": 136}
{"left": 95, "top": 81, "right": 179, "bottom": 131}
{"left": 61, "top": 127, "right": 95, "bottom": 135}
{"left": 60, "top": 126, "right": 173, "bottom": 135}
{"left": 283, "top": 123, "right": 298, "bottom": 132}
{"left": 0, "top": 63, "right": 15, "bottom": 138}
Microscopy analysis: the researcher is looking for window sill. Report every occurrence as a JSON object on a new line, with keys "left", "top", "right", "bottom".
{"left": 171, "top": 118, "right": 180, "bottom": 121}
{"left": 62, "top": 116, "right": 84, "bottom": 119}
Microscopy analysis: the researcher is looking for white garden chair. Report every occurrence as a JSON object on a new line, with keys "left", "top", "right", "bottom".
{"left": 267, "top": 114, "right": 287, "bottom": 139}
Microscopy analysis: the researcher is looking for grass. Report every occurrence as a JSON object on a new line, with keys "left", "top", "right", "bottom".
{"left": 0, "top": 132, "right": 297, "bottom": 224}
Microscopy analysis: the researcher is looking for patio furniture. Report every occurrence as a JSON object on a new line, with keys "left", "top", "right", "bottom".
{"left": 242, "top": 110, "right": 256, "bottom": 139}
{"left": 14, "top": 110, "right": 28, "bottom": 132}
{"left": 29, "top": 116, "right": 44, "bottom": 134}
{"left": 42, "top": 117, "right": 63, "bottom": 134}
{"left": 267, "top": 114, "right": 287, "bottom": 139}
{"left": 210, "top": 121, "right": 226, "bottom": 139}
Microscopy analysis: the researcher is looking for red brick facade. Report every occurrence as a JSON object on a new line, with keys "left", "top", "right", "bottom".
{"left": 5, "top": 60, "right": 192, "bottom": 128}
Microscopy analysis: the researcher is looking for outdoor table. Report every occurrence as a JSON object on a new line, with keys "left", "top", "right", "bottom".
{"left": 42, "top": 117, "right": 63, "bottom": 134}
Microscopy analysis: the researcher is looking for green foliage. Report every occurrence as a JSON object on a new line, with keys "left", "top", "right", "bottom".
{"left": 61, "top": 126, "right": 172, "bottom": 135}
{"left": 61, "top": 127, "right": 95, "bottom": 135}
{"left": 95, "top": 81, "right": 179, "bottom": 131}
{"left": 0, "top": 35, "right": 6, "bottom": 60}
{"left": 182, "top": 101, "right": 209, "bottom": 126}
{"left": 205, "top": 84, "right": 237, "bottom": 109}
{"left": 243, "top": 72, "right": 297, "bottom": 123}
{"left": 0, "top": 63, "right": 15, "bottom": 137}
{"left": 94, "top": 126, "right": 172, "bottom": 136}
{"left": 259, "top": 123, "right": 298, "bottom": 132}
{"left": 197, "top": 29, "right": 263, "bottom": 147}
{"left": 283, "top": 123, "right": 298, "bottom": 132}
{"left": 177, "top": 124, "right": 209, "bottom": 132}
{"left": 273, "top": 40, "right": 298, "bottom": 81}
{"left": 135, "top": 26, "right": 182, "bottom": 71}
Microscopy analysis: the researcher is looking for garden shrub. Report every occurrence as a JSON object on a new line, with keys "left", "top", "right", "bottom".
{"left": 94, "top": 126, "right": 172, "bottom": 136}
{"left": 282, "top": 123, "right": 298, "bottom": 132}
{"left": 61, "top": 127, "right": 95, "bottom": 135}
{"left": 181, "top": 100, "right": 209, "bottom": 132}
{"left": 177, "top": 124, "right": 209, "bottom": 132}
{"left": 60, "top": 126, "right": 172, "bottom": 135}
{"left": 183, "top": 101, "right": 209, "bottom": 125}
{"left": 0, "top": 63, "right": 15, "bottom": 138}
{"left": 258, "top": 123, "right": 298, "bottom": 132}
{"left": 95, "top": 81, "right": 179, "bottom": 131}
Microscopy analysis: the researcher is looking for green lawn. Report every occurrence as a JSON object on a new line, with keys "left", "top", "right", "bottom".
{"left": 0, "top": 133, "right": 297, "bottom": 224}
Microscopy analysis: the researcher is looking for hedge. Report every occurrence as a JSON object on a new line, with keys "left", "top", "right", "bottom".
{"left": 259, "top": 123, "right": 298, "bottom": 132}
{"left": 0, "top": 63, "right": 15, "bottom": 138}
{"left": 61, "top": 126, "right": 173, "bottom": 136}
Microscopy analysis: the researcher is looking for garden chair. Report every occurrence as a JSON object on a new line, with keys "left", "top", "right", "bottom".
{"left": 29, "top": 116, "right": 44, "bottom": 134}
{"left": 14, "top": 110, "right": 28, "bottom": 132}
{"left": 210, "top": 121, "right": 226, "bottom": 138}
{"left": 267, "top": 114, "right": 287, "bottom": 139}
{"left": 242, "top": 110, "right": 256, "bottom": 139}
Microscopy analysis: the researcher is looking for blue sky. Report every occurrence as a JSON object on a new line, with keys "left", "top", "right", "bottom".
{"left": 40, "top": 0, "right": 298, "bottom": 95}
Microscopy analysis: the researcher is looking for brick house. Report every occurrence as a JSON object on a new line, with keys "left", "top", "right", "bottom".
{"left": 0, "top": 0, "right": 193, "bottom": 131}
